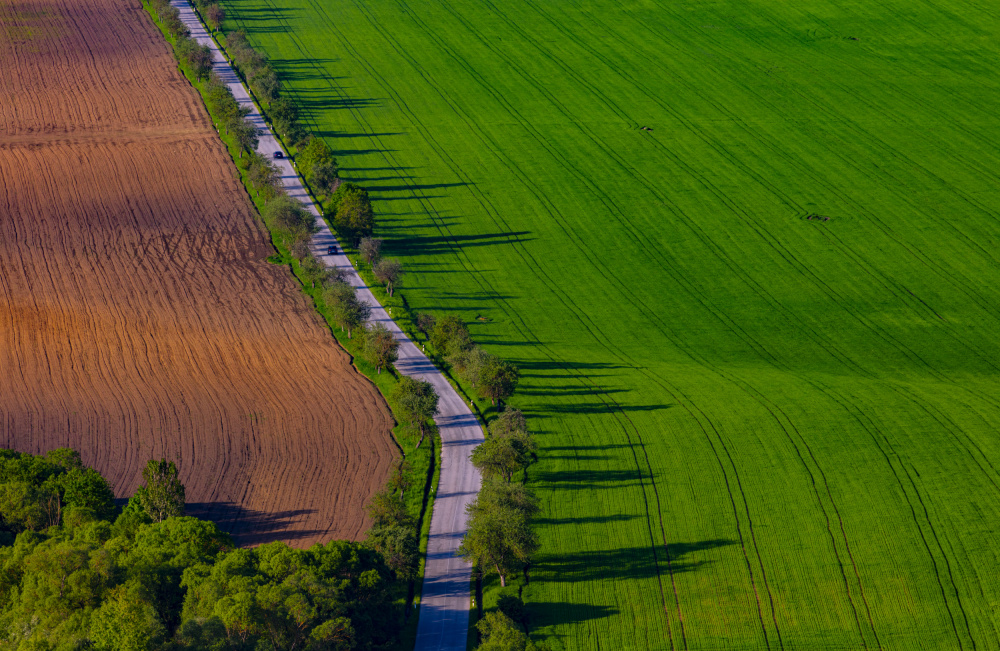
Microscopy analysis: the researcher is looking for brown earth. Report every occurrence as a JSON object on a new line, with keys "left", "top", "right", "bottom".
{"left": 0, "top": 0, "right": 396, "bottom": 546}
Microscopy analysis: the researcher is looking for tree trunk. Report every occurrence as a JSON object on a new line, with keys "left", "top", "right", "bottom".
{"left": 497, "top": 565, "right": 506, "bottom": 588}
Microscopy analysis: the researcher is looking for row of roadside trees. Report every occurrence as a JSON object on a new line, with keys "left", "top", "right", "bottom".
{"left": 150, "top": 8, "right": 541, "bottom": 645}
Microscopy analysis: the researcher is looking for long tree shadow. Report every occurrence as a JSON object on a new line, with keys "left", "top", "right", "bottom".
{"left": 526, "top": 540, "right": 734, "bottom": 631}
{"left": 527, "top": 602, "right": 619, "bottom": 633}
{"left": 225, "top": 5, "right": 301, "bottom": 24}
{"left": 533, "top": 468, "right": 642, "bottom": 490}
{"left": 383, "top": 231, "right": 533, "bottom": 257}
{"left": 292, "top": 95, "right": 380, "bottom": 112}
{"left": 522, "top": 402, "right": 672, "bottom": 417}
{"left": 186, "top": 502, "right": 320, "bottom": 546}
{"left": 318, "top": 132, "right": 402, "bottom": 140}
{"left": 533, "top": 514, "right": 637, "bottom": 526}
{"left": 515, "top": 386, "right": 631, "bottom": 398}
{"left": 338, "top": 166, "right": 418, "bottom": 173}
{"left": 366, "top": 181, "right": 468, "bottom": 193}
{"left": 532, "top": 539, "right": 735, "bottom": 586}
{"left": 517, "top": 360, "right": 629, "bottom": 372}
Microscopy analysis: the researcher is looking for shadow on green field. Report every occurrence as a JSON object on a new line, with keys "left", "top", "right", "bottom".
{"left": 533, "top": 468, "right": 643, "bottom": 489}
{"left": 516, "top": 385, "right": 631, "bottom": 397}
{"left": 523, "top": 401, "right": 672, "bottom": 417}
{"left": 227, "top": 5, "right": 300, "bottom": 24}
{"left": 532, "top": 539, "right": 735, "bottom": 586}
{"left": 533, "top": 513, "right": 637, "bottom": 525}
{"left": 527, "top": 601, "right": 619, "bottom": 632}
{"left": 665, "top": 539, "right": 735, "bottom": 558}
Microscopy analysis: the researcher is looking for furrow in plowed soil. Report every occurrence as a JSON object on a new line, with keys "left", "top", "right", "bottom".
{"left": 0, "top": 0, "right": 395, "bottom": 547}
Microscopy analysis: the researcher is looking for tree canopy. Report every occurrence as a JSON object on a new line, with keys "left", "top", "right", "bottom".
{"left": 391, "top": 376, "right": 439, "bottom": 446}
{"left": 458, "top": 480, "right": 539, "bottom": 588}
{"left": 0, "top": 448, "right": 411, "bottom": 650}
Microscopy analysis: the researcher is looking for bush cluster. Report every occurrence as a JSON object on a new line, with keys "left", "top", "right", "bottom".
{"left": 326, "top": 182, "right": 375, "bottom": 244}
{"left": 298, "top": 135, "right": 340, "bottom": 199}
{"left": 148, "top": 0, "right": 212, "bottom": 80}
{"left": 425, "top": 315, "right": 521, "bottom": 406}
{"left": 0, "top": 449, "right": 408, "bottom": 650}
{"left": 225, "top": 31, "right": 310, "bottom": 147}
{"left": 191, "top": 0, "right": 225, "bottom": 32}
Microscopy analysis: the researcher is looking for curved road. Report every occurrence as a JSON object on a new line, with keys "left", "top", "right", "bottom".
{"left": 173, "top": 2, "right": 481, "bottom": 648}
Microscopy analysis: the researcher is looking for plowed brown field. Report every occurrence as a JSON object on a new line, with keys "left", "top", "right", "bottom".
{"left": 0, "top": 0, "right": 396, "bottom": 546}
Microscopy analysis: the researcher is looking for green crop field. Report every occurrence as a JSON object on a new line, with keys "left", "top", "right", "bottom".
{"left": 215, "top": 0, "right": 1000, "bottom": 647}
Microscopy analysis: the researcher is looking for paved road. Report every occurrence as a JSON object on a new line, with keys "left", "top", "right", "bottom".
{"left": 173, "top": 3, "right": 482, "bottom": 648}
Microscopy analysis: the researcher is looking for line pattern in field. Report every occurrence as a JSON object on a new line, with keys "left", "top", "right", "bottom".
{"left": 217, "top": 0, "right": 1000, "bottom": 647}
{"left": 0, "top": 0, "right": 396, "bottom": 548}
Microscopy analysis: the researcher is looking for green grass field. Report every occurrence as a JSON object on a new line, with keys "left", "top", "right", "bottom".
{"left": 215, "top": 0, "right": 1000, "bottom": 647}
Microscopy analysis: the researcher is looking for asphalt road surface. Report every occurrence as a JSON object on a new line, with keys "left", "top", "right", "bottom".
{"left": 173, "top": 3, "right": 482, "bottom": 647}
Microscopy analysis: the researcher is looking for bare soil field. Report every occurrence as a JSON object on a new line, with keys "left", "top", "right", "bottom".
{"left": 0, "top": 0, "right": 396, "bottom": 546}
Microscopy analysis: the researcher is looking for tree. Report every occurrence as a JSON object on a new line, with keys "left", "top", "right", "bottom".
{"left": 324, "top": 281, "right": 370, "bottom": 338}
{"left": 247, "top": 152, "right": 281, "bottom": 199}
{"left": 416, "top": 313, "right": 436, "bottom": 338}
{"left": 328, "top": 183, "right": 374, "bottom": 242}
{"left": 0, "top": 481, "right": 59, "bottom": 531}
{"left": 489, "top": 409, "right": 528, "bottom": 438}
{"left": 471, "top": 434, "right": 534, "bottom": 483}
{"left": 373, "top": 258, "right": 402, "bottom": 297}
{"left": 476, "top": 611, "right": 531, "bottom": 651}
{"left": 430, "top": 315, "right": 470, "bottom": 354}
{"left": 478, "top": 357, "right": 520, "bottom": 406}
{"left": 387, "top": 458, "right": 413, "bottom": 497}
{"left": 90, "top": 586, "right": 166, "bottom": 651}
{"left": 311, "top": 161, "right": 340, "bottom": 198}
{"left": 270, "top": 97, "right": 298, "bottom": 124}
{"left": 175, "top": 37, "right": 212, "bottom": 80}
{"left": 249, "top": 67, "right": 280, "bottom": 103}
{"left": 361, "top": 322, "right": 399, "bottom": 374}
{"left": 365, "top": 525, "right": 418, "bottom": 580}
{"left": 57, "top": 467, "right": 116, "bottom": 520}
{"left": 297, "top": 134, "right": 336, "bottom": 180}
{"left": 204, "top": 4, "right": 225, "bottom": 31}
{"left": 136, "top": 459, "right": 185, "bottom": 523}
{"left": 451, "top": 345, "right": 490, "bottom": 387}
{"left": 365, "top": 488, "right": 413, "bottom": 529}
{"left": 263, "top": 196, "right": 316, "bottom": 242}
{"left": 359, "top": 237, "right": 382, "bottom": 267}
{"left": 458, "top": 481, "right": 539, "bottom": 587}
{"left": 301, "top": 254, "right": 328, "bottom": 289}
{"left": 391, "top": 376, "right": 438, "bottom": 447}
{"left": 231, "top": 116, "right": 259, "bottom": 157}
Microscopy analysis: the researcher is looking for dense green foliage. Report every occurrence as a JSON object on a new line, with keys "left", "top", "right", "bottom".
{"left": 390, "top": 376, "right": 439, "bottom": 444}
{"left": 210, "top": 0, "right": 1000, "bottom": 647}
{"left": 325, "top": 183, "right": 374, "bottom": 243}
{"left": 0, "top": 450, "right": 408, "bottom": 650}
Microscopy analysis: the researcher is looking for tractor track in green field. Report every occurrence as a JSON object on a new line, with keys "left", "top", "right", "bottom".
{"left": 216, "top": 0, "right": 1000, "bottom": 646}
{"left": 566, "top": 0, "right": 1000, "bottom": 345}
{"left": 234, "top": 0, "right": 1000, "bottom": 645}
{"left": 280, "top": 2, "right": 992, "bottom": 646}
{"left": 602, "top": 0, "right": 1000, "bottom": 280}
{"left": 398, "top": 3, "right": 1000, "bottom": 645}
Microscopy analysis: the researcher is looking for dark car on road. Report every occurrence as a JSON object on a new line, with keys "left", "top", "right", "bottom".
{"left": 326, "top": 245, "right": 337, "bottom": 255}
{"left": 273, "top": 151, "right": 284, "bottom": 160}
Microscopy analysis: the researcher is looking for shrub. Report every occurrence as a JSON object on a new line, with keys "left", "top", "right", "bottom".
{"left": 262, "top": 196, "right": 316, "bottom": 242}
